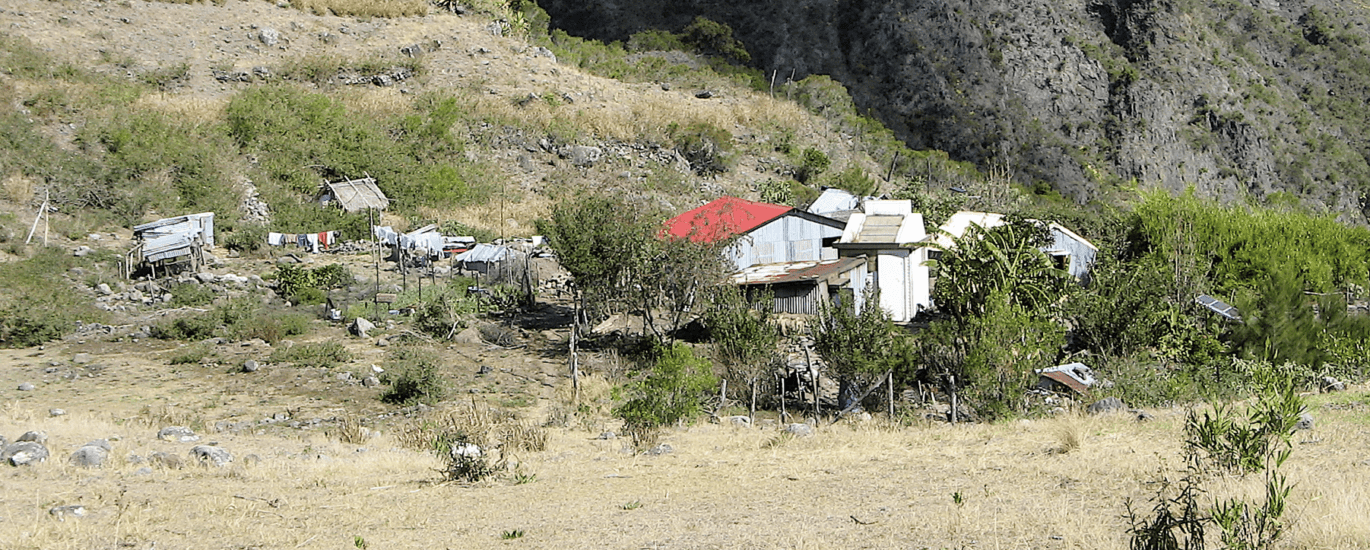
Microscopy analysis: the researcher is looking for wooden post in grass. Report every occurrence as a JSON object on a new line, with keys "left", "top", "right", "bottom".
{"left": 570, "top": 285, "right": 580, "bottom": 403}
{"left": 719, "top": 379, "right": 727, "bottom": 413}
{"left": 778, "top": 373, "right": 786, "bottom": 422}
{"left": 950, "top": 375, "right": 958, "bottom": 425}
{"left": 888, "top": 371, "right": 895, "bottom": 418}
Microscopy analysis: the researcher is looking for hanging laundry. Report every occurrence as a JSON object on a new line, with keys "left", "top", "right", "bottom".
{"left": 306, "top": 233, "right": 320, "bottom": 253}
{"left": 268, "top": 232, "right": 285, "bottom": 246}
{"left": 318, "top": 231, "right": 329, "bottom": 250}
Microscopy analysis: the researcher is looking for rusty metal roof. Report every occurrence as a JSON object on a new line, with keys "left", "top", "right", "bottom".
{"left": 731, "top": 257, "right": 866, "bottom": 286}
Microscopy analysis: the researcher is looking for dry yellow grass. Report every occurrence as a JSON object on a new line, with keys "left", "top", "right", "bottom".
{"left": 3, "top": 380, "right": 1368, "bottom": 549}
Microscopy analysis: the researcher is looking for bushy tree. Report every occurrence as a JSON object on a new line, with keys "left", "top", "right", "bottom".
{"left": 704, "top": 286, "right": 779, "bottom": 420}
{"left": 810, "top": 294, "right": 908, "bottom": 410}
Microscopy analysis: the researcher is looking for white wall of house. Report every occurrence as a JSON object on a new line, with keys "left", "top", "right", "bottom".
{"left": 726, "top": 215, "right": 844, "bottom": 271}
{"left": 837, "top": 200, "right": 931, "bottom": 323}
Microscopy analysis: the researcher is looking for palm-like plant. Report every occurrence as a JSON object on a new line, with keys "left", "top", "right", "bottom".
{"left": 926, "top": 217, "right": 1070, "bottom": 323}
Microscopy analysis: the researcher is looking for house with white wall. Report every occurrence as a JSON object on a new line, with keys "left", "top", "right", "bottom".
{"left": 833, "top": 200, "right": 932, "bottom": 323}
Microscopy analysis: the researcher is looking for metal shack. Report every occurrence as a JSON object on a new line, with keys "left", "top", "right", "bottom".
{"left": 731, "top": 257, "right": 868, "bottom": 315}
{"left": 663, "top": 196, "right": 846, "bottom": 272}
{"left": 125, "top": 212, "right": 214, "bottom": 278}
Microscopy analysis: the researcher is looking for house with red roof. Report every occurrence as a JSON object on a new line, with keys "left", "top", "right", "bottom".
{"left": 664, "top": 196, "right": 846, "bottom": 272}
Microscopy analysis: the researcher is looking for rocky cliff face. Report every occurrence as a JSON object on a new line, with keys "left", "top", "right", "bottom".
{"left": 538, "top": 0, "right": 1370, "bottom": 221}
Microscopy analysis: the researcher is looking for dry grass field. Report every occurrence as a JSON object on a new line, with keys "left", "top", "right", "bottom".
{"left": 3, "top": 331, "right": 1368, "bottom": 549}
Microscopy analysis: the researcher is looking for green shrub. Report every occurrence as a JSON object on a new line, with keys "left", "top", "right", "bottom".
{"left": 615, "top": 343, "right": 717, "bottom": 430}
{"left": 223, "top": 224, "right": 267, "bottom": 253}
{"left": 232, "top": 311, "right": 311, "bottom": 343}
{"left": 795, "top": 148, "right": 830, "bottom": 183}
{"left": 168, "top": 343, "right": 213, "bottom": 365}
{"left": 152, "top": 313, "right": 220, "bottom": 341}
{"left": 168, "top": 283, "right": 216, "bottom": 308}
{"left": 269, "top": 341, "right": 352, "bottom": 368}
{"left": 669, "top": 122, "right": 734, "bottom": 176}
{"left": 0, "top": 248, "right": 105, "bottom": 347}
{"left": 381, "top": 347, "right": 446, "bottom": 405}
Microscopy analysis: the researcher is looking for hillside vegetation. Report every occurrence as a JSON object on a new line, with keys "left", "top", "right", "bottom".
{"left": 1, "top": 2, "right": 1370, "bottom": 549}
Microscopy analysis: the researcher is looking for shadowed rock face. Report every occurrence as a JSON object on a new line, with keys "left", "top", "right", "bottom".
{"left": 539, "top": 0, "right": 1370, "bottom": 221}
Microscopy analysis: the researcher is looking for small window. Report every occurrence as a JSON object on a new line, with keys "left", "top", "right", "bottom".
{"left": 1052, "top": 253, "right": 1070, "bottom": 272}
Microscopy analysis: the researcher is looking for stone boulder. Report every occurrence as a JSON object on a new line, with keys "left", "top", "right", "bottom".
{"left": 350, "top": 317, "right": 376, "bottom": 338}
{"left": 1322, "top": 376, "right": 1345, "bottom": 393}
{"left": 2, "top": 441, "right": 50, "bottom": 466}
{"left": 69, "top": 445, "right": 109, "bottom": 468}
{"left": 1295, "top": 412, "right": 1315, "bottom": 431}
{"left": 17, "top": 430, "right": 47, "bottom": 443}
{"left": 191, "top": 445, "right": 233, "bottom": 467}
{"left": 784, "top": 423, "right": 815, "bottom": 437}
{"left": 1086, "top": 396, "right": 1127, "bottom": 415}
{"left": 157, "top": 426, "right": 200, "bottom": 442}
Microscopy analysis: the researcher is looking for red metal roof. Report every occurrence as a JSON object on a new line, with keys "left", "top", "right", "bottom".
{"left": 664, "top": 197, "right": 793, "bottom": 243}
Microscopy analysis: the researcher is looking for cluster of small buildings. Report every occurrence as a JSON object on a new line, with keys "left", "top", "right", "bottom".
{"left": 663, "top": 189, "right": 1099, "bottom": 322}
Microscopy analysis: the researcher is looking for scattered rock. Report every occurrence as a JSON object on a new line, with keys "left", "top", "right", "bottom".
{"left": 597, "top": 431, "right": 617, "bottom": 440}
{"left": 350, "top": 317, "right": 376, "bottom": 338}
{"left": 362, "top": 376, "right": 380, "bottom": 387}
{"left": 96, "top": 283, "right": 113, "bottom": 296}
{"left": 69, "top": 445, "right": 109, "bottom": 468}
{"left": 1086, "top": 397, "right": 1127, "bottom": 415}
{"left": 258, "top": 27, "right": 281, "bottom": 46}
{"left": 568, "top": 145, "right": 603, "bottom": 167}
{"left": 17, "top": 431, "right": 46, "bottom": 443}
{"left": 82, "top": 439, "right": 113, "bottom": 452}
{"left": 191, "top": 445, "right": 233, "bottom": 467}
{"left": 726, "top": 415, "right": 751, "bottom": 428}
{"left": 1295, "top": 412, "right": 1315, "bottom": 431}
{"left": 196, "top": 272, "right": 217, "bottom": 284}
{"left": 49, "top": 408, "right": 65, "bottom": 417}
{"left": 157, "top": 426, "right": 200, "bottom": 443}
{"left": 73, "top": 245, "right": 93, "bottom": 257}
{"left": 646, "top": 443, "right": 673, "bottom": 456}
{"left": 73, "top": 353, "right": 92, "bottom": 364}
{"left": 242, "top": 360, "right": 259, "bottom": 373}
{"left": 695, "top": 90, "right": 714, "bottom": 99}
{"left": 149, "top": 451, "right": 184, "bottom": 469}
{"left": 17, "top": 382, "right": 34, "bottom": 391}
{"left": 1321, "top": 376, "right": 1345, "bottom": 393}
{"left": 2, "top": 441, "right": 50, "bottom": 466}
{"left": 1131, "top": 409, "right": 1155, "bottom": 422}
{"left": 48, "top": 505, "right": 86, "bottom": 521}
{"left": 784, "top": 423, "right": 815, "bottom": 437}
{"left": 133, "top": 466, "right": 153, "bottom": 476}
{"left": 452, "top": 327, "right": 483, "bottom": 344}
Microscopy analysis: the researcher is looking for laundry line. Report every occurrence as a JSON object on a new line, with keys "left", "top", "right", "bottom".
{"left": 267, "top": 231, "right": 341, "bottom": 253}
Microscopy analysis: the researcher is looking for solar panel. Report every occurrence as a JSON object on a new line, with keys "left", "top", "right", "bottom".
{"left": 1196, "top": 295, "right": 1242, "bottom": 321}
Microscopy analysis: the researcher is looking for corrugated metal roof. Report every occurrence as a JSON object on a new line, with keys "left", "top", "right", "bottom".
{"left": 807, "top": 188, "right": 860, "bottom": 215}
{"left": 851, "top": 215, "right": 904, "bottom": 243}
{"left": 454, "top": 243, "right": 511, "bottom": 263}
{"left": 935, "top": 211, "right": 1005, "bottom": 248}
{"left": 731, "top": 257, "right": 866, "bottom": 286}
{"left": 664, "top": 196, "right": 793, "bottom": 243}
{"left": 325, "top": 177, "right": 389, "bottom": 212}
{"left": 1196, "top": 295, "right": 1242, "bottom": 321}
{"left": 1035, "top": 362, "right": 1096, "bottom": 395}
